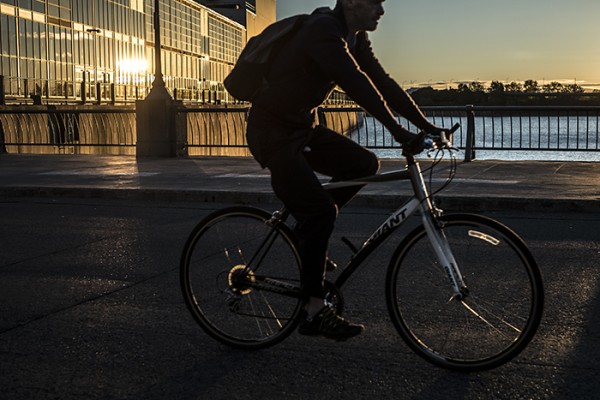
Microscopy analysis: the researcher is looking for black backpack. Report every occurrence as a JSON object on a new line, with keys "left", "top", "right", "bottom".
{"left": 224, "top": 14, "right": 309, "bottom": 101}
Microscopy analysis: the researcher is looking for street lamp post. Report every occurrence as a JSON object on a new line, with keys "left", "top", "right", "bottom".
{"left": 136, "top": 0, "right": 182, "bottom": 158}
{"left": 146, "top": 0, "right": 172, "bottom": 100}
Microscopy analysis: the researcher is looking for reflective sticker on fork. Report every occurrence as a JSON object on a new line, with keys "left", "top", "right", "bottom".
{"left": 468, "top": 230, "right": 501, "bottom": 246}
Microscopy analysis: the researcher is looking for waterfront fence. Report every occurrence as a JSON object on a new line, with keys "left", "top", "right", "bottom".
{"left": 421, "top": 106, "right": 600, "bottom": 161}
{"left": 318, "top": 106, "right": 600, "bottom": 161}
{"left": 1, "top": 105, "right": 600, "bottom": 161}
{"left": 184, "top": 107, "right": 250, "bottom": 157}
{"left": 0, "top": 107, "right": 136, "bottom": 155}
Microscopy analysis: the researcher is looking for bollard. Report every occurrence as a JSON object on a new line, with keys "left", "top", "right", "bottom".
{"left": 464, "top": 105, "right": 476, "bottom": 162}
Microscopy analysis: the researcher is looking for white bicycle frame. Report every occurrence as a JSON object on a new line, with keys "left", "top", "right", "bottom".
{"left": 323, "top": 155, "right": 468, "bottom": 298}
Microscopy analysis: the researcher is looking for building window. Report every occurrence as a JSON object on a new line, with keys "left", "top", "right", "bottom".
{"left": 1, "top": 0, "right": 248, "bottom": 102}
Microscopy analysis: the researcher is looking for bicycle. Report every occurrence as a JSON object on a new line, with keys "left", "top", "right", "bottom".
{"left": 180, "top": 124, "right": 544, "bottom": 372}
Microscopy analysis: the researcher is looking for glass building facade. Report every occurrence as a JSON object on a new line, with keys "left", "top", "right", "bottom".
{"left": 0, "top": 0, "right": 248, "bottom": 103}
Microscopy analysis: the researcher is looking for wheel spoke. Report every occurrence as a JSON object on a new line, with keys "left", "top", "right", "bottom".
{"left": 462, "top": 295, "right": 525, "bottom": 334}
{"left": 460, "top": 300, "right": 521, "bottom": 336}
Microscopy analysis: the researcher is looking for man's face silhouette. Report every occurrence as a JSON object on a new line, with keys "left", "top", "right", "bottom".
{"left": 342, "top": 0, "right": 385, "bottom": 32}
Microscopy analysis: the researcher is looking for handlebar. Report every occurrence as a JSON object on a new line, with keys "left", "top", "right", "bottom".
{"left": 399, "top": 123, "right": 460, "bottom": 156}
{"left": 423, "top": 122, "right": 460, "bottom": 150}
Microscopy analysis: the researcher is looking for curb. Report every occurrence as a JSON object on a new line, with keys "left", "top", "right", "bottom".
{"left": 1, "top": 186, "right": 599, "bottom": 213}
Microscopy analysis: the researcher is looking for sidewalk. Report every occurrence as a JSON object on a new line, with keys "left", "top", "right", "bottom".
{"left": 1, "top": 153, "right": 599, "bottom": 212}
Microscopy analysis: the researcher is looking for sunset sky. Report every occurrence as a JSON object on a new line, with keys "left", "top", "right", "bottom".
{"left": 276, "top": 0, "right": 600, "bottom": 90}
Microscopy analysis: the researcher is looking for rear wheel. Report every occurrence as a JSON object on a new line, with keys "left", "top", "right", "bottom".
{"left": 181, "top": 207, "right": 303, "bottom": 349}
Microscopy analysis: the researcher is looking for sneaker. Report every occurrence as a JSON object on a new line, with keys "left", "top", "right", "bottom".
{"left": 298, "top": 306, "right": 364, "bottom": 341}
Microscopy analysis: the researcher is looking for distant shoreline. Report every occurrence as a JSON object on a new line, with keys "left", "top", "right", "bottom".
{"left": 409, "top": 88, "right": 600, "bottom": 107}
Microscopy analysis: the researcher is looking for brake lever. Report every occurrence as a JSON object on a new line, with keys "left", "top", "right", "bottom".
{"left": 423, "top": 135, "right": 436, "bottom": 149}
{"left": 425, "top": 123, "right": 461, "bottom": 150}
{"left": 400, "top": 123, "right": 461, "bottom": 156}
{"left": 422, "top": 133, "right": 448, "bottom": 150}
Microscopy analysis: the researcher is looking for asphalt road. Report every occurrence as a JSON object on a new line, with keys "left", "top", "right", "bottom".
{"left": 1, "top": 197, "right": 599, "bottom": 400}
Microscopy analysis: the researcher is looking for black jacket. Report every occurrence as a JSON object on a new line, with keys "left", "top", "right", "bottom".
{"left": 251, "top": 5, "right": 435, "bottom": 138}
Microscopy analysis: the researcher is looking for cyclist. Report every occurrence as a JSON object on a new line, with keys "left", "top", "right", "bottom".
{"left": 246, "top": 0, "right": 446, "bottom": 340}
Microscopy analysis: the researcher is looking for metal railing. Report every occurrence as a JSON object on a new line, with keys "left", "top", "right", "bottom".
{"left": 0, "top": 107, "right": 136, "bottom": 155}
{"left": 0, "top": 75, "right": 227, "bottom": 106}
{"left": 183, "top": 107, "right": 250, "bottom": 157}
{"left": 1, "top": 105, "right": 600, "bottom": 160}
{"left": 318, "top": 106, "right": 600, "bottom": 161}
{"left": 425, "top": 106, "right": 600, "bottom": 161}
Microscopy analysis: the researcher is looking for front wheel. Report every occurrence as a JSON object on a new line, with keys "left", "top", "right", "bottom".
{"left": 180, "top": 206, "right": 303, "bottom": 350}
{"left": 386, "top": 214, "right": 544, "bottom": 371}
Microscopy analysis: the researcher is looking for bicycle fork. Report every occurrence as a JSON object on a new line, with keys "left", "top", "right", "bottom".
{"left": 408, "top": 159, "right": 469, "bottom": 301}
{"left": 422, "top": 212, "right": 469, "bottom": 301}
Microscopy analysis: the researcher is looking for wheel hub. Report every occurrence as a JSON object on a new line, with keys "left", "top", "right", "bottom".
{"left": 228, "top": 265, "right": 255, "bottom": 295}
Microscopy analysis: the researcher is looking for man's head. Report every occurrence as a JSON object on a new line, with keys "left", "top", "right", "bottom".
{"left": 338, "top": 0, "right": 385, "bottom": 33}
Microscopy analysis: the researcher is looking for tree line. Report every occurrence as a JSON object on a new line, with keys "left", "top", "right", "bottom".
{"left": 459, "top": 79, "right": 586, "bottom": 94}
{"left": 409, "top": 80, "right": 600, "bottom": 106}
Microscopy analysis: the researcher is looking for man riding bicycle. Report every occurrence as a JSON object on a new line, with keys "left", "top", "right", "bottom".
{"left": 246, "top": 0, "right": 447, "bottom": 340}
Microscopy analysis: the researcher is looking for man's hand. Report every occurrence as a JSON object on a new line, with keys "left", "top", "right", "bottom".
{"left": 389, "top": 125, "right": 424, "bottom": 155}
{"left": 390, "top": 123, "right": 459, "bottom": 155}
{"left": 402, "top": 132, "right": 427, "bottom": 155}
{"left": 427, "top": 124, "right": 459, "bottom": 149}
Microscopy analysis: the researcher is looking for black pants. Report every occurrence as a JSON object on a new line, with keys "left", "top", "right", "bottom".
{"left": 247, "top": 119, "right": 379, "bottom": 300}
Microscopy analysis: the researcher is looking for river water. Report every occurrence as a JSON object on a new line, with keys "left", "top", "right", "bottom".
{"left": 351, "top": 115, "right": 600, "bottom": 162}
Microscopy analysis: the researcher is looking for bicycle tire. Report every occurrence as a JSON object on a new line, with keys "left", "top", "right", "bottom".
{"left": 385, "top": 213, "right": 544, "bottom": 371}
{"left": 180, "top": 206, "right": 303, "bottom": 350}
